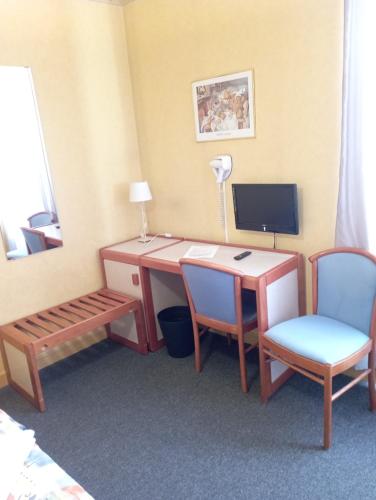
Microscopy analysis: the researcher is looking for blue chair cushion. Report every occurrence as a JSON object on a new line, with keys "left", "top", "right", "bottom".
{"left": 265, "top": 314, "right": 369, "bottom": 365}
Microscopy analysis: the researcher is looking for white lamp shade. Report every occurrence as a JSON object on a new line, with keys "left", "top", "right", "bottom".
{"left": 129, "top": 181, "right": 152, "bottom": 203}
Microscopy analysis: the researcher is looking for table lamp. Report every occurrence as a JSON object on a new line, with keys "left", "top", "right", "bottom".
{"left": 129, "top": 181, "right": 152, "bottom": 243}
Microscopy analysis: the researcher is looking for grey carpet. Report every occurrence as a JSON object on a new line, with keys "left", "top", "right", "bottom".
{"left": 1, "top": 336, "right": 376, "bottom": 500}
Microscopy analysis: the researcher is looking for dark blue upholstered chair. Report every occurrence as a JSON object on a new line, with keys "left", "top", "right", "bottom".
{"left": 27, "top": 211, "right": 54, "bottom": 228}
{"left": 21, "top": 227, "right": 48, "bottom": 254}
{"left": 259, "top": 248, "right": 376, "bottom": 449}
{"left": 180, "top": 258, "right": 257, "bottom": 393}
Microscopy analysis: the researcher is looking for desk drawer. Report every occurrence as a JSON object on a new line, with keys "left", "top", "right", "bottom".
{"left": 104, "top": 260, "right": 142, "bottom": 299}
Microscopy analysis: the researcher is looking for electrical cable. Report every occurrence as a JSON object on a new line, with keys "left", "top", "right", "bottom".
{"left": 218, "top": 182, "right": 229, "bottom": 243}
{"left": 142, "top": 232, "right": 172, "bottom": 248}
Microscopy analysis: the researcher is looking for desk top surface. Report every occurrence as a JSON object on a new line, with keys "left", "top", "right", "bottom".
{"left": 38, "top": 224, "right": 62, "bottom": 241}
{"left": 144, "top": 240, "right": 295, "bottom": 277}
{"left": 103, "top": 236, "right": 182, "bottom": 256}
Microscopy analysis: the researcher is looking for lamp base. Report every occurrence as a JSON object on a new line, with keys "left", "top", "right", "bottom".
{"left": 137, "top": 236, "right": 151, "bottom": 243}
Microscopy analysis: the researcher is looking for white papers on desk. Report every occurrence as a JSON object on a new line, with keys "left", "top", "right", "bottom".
{"left": 183, "top": 245, "right": 219, "bottom": 259}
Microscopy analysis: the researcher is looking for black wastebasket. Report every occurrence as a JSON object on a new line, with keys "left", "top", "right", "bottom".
{"left": 157, "top": 306, "right": 194, "bottom": 358}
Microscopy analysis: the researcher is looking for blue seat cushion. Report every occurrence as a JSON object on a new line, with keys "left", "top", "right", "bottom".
{"left": 265, "top": 315, "right": 369, "bottom": 365}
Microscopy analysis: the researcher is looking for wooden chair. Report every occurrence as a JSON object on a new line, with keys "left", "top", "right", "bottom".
{"left": 21, "top": 227, "right": 48, "bottom": 254}
{"left": 180, "top": 258, "right": 258, "bottom": 393}
{"left": 27, "top": 211, "right": 53, "bottom": 228}
{"left": 259, "top": 248, "right": 376, "bottom": 449}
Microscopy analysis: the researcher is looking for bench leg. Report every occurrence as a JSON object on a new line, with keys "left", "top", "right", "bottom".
{"left": 0, "top": 339, "right": 45, "bottom": 412}
{"left": 104, "top": 301, "right": 148, "bottom": 355}
{"left": 133, "top": 301, "right": 148, "bottom": 353}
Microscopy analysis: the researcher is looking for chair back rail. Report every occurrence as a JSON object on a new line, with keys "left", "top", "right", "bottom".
{"left": 310, "top": 248, "right": 376, "bottom": 336}
{"left": 27, "top": 211, "right": 53, "bottom": 228}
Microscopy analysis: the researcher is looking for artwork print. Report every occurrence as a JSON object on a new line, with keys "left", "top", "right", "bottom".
{"left": 192, "top": 71, "right": 255, "bottom": 142}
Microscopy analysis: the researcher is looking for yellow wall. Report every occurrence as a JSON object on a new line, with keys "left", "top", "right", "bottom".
{"left": 0, "top": 0, "right": 142, "bottom": 383}
{"left": 124, "top": 0, "right": 343, "bottom": 293}
{"left": 0, "top": 0, "right": 344, "bottom": 387}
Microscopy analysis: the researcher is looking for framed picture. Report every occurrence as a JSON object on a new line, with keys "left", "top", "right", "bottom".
{"left": 192, "top": 70, "right": 255, "bottom": 142}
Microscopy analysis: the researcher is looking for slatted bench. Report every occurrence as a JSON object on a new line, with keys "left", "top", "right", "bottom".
{"left": 0, "top": 288, "right": 146, "bottom": 412}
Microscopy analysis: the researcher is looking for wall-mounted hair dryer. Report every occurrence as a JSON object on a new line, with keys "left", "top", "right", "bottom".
{"left": 209, "top": 155, "right": 232, "bottom": 243}
{"left": 209, "top": 155, "right": 233, "bottom": 183}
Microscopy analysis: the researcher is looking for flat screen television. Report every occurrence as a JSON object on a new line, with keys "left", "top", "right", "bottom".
{"left": 232, "top": 183, "right": 299, "bottom": 235}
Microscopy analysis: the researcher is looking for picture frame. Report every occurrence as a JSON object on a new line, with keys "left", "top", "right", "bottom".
{"left": 192, "top": 70, "right": 255, "bottom": 142}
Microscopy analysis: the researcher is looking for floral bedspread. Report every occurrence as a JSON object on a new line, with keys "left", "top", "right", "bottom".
{"left": 0, "top": 409, "right": 94, "bottom": 500}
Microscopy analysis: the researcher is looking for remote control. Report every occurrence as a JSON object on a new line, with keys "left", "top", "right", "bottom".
{"left": 233, "top": 251, "right": 252, "bottom": 260}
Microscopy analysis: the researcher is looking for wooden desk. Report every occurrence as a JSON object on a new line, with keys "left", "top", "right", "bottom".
{"left": 100, "top": 237, "right": 305, "bottom": 371}
{"left": 141, "top": 240, "right": 299, "bottom": 287}
{"left": 100, "top": 236, "right": 184, "bottom": 353}
{"left": 38, "top": 224, "right": 63, "bottom": 247}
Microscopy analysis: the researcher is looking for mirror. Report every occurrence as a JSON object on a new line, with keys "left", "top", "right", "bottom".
{"left": 0, "top": 66, "right": 62, "bottom": 260}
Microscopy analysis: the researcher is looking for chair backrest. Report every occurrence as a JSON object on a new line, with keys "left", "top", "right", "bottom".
{"left": 311, "top": 249, "right": 376, "bottom": 336}
{"left": 21, "top": 227, "right": 47, "bottom": 254}
{"left": 27, "top": 211, "right": 53, "bottom": 228}
{"left": 180, "top": 259, "right": 242, "bottom": 325}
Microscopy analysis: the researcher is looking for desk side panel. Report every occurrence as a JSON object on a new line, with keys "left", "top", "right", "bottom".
{"left": 103, "top": 260, "right": 143, "bottom": 346}
{"left": 266, "top": 269, "right": 299, "bottom": 329}
{"left": 266, "top": 269, "right": 299, "bottom": 383}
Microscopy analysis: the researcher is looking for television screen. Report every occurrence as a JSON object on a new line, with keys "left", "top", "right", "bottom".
{"left": 232, "top": 184, "right": 299, "bottom": 235}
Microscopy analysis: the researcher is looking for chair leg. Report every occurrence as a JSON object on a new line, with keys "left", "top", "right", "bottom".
{"left": 258, "top": 341, "right": 271, "bottom": 403}
{"left": 368, "top": 349, "right": 376, "bottom": 412}
{"left": 193, "top": 320, "right": 202, "bottom": 373}
{"left": 104, "top": 323, "right": 112, "bottom": 337}
{"left": 323, "top": 376, "right": 333, "bottom": 450}
{"left": 237, "top": 333, "right": 248, "bottom": 393}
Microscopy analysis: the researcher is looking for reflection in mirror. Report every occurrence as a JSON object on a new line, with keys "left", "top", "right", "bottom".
{"left": 0, "top": 66, "right": 62, "bottom": 260}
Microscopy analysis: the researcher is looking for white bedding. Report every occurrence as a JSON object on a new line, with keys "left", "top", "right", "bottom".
{"left": 0, "top": 421, "right": 36, "bottom": 500}
{"left": 0, "top": 409, "right": 94, "bottom": 500}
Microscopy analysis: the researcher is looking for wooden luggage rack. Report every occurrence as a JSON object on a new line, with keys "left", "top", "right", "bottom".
{"left": 0, "top": 288, "right": 146, "bottom": 412}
